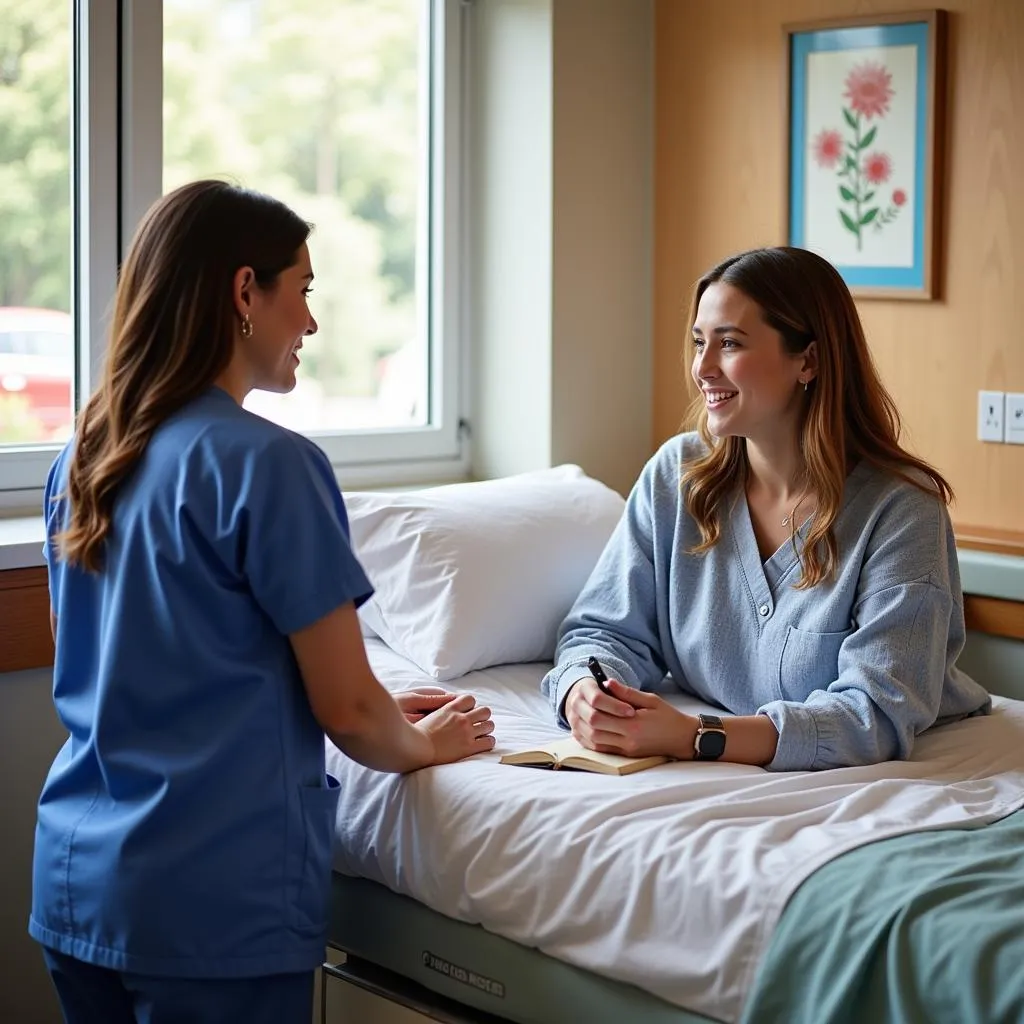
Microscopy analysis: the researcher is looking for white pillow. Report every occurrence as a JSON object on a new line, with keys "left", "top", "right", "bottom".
{"left": 346, "top": 466, "right": 625, "bottom": 680}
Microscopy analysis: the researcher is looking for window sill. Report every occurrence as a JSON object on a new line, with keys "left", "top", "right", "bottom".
{"left": 0, "top": 462, "right": 470, "bottom": 573}
{"left": 0, "top": 517, "right": 46, "bottom": 571}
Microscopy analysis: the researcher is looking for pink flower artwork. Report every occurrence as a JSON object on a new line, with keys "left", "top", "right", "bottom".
{"left": 843, "top": 62, "right": 894, "bottom": 119}
{"left": 811, "top": 61, "right": 905, "bottom": 250}
{"left": 862, "top": 152, "right": 892, "bottom": 184}
{"left": 813, "top": 129, "right": 844, "bottom": 168}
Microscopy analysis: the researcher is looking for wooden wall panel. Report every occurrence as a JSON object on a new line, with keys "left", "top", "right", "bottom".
{"left": 0, "top": 568, "right": 53, "bottom": 673}
{"left": 655, "top": 0, "right": 1024, "bottom": 537}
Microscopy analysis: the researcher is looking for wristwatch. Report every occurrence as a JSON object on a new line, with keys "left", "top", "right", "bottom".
{"left": 693, "top": 714, "right": 727, "bottom": 761}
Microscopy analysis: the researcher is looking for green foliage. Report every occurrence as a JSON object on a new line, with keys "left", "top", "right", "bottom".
{"left": 162, "top": 0, "right": 422, "bottom": 395}
{"left": 2, "top": 0, "right": 421, "bottom": 398}
{"left": 0, "top": 0, "right": 71, "bottom": 310}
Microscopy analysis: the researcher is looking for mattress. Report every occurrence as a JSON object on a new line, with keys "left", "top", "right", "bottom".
{"left": 325, "top": 640, "right": 1024, "bottom": 1024}
{"left": 328, "top": 814, "right": 1024, "bottom": 1024}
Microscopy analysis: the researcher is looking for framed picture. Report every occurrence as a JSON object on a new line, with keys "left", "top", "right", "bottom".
{"left": 784, "top": 11, "right": 947, "bottom": 299}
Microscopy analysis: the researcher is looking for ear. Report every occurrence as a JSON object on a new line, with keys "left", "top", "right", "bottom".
{"left": 799, "top": 340, "right": 819, "bottom": 384}
{"left": 232, "top": 266, "right": 257, "bottom": 319}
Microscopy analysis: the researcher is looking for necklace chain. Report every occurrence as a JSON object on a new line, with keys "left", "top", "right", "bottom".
{"left": 782, "top": 494, "right": 808, "bottom": 528}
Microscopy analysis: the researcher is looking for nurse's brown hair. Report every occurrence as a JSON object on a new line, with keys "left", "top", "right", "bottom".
{"left": 57, "top": 180, "right": 310, "bottom": 571}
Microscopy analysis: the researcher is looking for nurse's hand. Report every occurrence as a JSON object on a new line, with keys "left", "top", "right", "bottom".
{"left": 416, "top": 693, "right": 496, "bottom": 764}
{"left": 394, "top": 687, "right": 457, "bottom": 723}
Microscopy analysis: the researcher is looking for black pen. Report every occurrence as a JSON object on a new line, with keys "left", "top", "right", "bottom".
{"left": 587, "top": 656, "right": 613, "bottom": 695}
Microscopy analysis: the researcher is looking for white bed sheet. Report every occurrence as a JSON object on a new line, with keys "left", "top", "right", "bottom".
{"left": 326, "top": 640, "right": 1024, "bottom": 1024}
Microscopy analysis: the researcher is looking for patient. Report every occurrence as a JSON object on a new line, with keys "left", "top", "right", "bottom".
{"left": 32, "top": 180, "right": 494, "bottom": 1024}
{"left": 542, "top": 245, "right": 989, "bottom": 771}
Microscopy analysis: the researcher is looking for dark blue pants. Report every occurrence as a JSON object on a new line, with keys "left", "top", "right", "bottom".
{"left": 42, "top": 947, "right": 315, "bottom": 1024}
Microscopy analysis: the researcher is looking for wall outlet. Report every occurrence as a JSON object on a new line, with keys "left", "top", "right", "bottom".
{"left": 1006, "top": 393, "right": 1024, "bottom": 445}
{"left": 978, "top": 390, "right": 1005, "bottom": 443}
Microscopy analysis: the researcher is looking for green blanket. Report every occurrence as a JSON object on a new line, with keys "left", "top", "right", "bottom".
{"left": 742, "top": 808, "right": 1024, "bottom": 1024}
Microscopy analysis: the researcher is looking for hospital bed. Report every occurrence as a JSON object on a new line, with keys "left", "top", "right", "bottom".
{"left": 322, "top": 472, "right": 1024, "bottom": 1023}
{"left": 321, "top": 638, "right": 1024, "bottom": 1024}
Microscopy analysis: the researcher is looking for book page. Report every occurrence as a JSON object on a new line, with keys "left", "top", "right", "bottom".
{"left": 497, "top": 736, "right": 667, "bottom": 772}
{"left": 544, "top": 736, "right": 644, "bottom": 768}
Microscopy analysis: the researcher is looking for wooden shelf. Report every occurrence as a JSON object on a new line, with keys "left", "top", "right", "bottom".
{"left": 954, "top": 524, "right": 1024, "bottom": 559}
{"left": 964, "top": 595, "right": 1024, "bottom": 642}
{"left": 3, "top": 558, "right": 1023, "bottom": 675}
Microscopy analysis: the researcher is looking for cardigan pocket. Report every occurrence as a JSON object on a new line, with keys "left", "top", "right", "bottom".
{"left": 777, "top": 625, "right": 853, "bottom": 702}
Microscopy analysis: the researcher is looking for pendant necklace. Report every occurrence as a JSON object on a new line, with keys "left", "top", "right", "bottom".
{"left": 782, "top": 495, "right": 807, "bottom": 528}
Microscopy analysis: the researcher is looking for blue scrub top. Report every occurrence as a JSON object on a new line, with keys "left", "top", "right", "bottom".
{"left": 30, "top": 386, "right": 373, "bottom": 978}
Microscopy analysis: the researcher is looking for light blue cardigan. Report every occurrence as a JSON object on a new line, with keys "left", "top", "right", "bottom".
{"left": 541, "top": 433, "right": 991, "bottom": 771}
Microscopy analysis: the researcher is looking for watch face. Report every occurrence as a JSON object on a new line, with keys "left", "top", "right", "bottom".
{"left": 698, "top": 729, "right": 727, "bottom": 759}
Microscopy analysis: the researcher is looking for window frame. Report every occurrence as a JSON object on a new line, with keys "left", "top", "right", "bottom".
{"left": 0, "top": 0, "right": 469, "bottom": 512}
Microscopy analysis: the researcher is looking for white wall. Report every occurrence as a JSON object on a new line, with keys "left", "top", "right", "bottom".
{"left": 469, "top": 0, "right": 654, "bottom": 498}
{"left": 468, "top": 0, "right": 554, "bottom": 479}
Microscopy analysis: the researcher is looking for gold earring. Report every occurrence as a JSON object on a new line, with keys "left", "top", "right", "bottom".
{"left": 240, "top": 314, "right": 253, "bottom": 338}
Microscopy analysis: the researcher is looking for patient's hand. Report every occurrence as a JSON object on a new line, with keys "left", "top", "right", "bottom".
{"left": 567, "top": 677, "right": 692, "bottom": 760}
{"left": 394, "top": 687, "right": 457, "bottom": 723}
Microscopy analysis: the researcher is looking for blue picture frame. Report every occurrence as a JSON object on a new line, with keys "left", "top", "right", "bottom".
{"left": 785, "top": 11, "right": 946, "bottom": 299}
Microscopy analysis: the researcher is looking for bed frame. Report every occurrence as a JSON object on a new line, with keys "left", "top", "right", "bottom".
{"left": 323, "top": 875, "right": 712, "bottom": 1024}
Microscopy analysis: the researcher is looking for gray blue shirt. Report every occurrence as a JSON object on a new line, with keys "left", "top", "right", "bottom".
{"left": 542, "top": 433, "right": 990, "bottom": 771}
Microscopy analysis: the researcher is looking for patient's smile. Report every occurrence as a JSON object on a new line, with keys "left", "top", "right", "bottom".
{"left": 704, "top": 390, "right": 737, "bottom": 407}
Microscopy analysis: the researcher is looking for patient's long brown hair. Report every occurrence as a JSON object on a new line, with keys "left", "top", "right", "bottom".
{"left": 58, "top": 180, "right": 311, "bottom": 571}
{"left": 681, "top": 246, "right": 952, "bottom": 588}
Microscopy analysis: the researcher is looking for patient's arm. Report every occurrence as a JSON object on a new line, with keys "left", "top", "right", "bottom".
{"left": 542, "top": 463, "right": 670, "bottom": 722}
{"left": 290, "top": 602, "right": 495, "bottom": 771}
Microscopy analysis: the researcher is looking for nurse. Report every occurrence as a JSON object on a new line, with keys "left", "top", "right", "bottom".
{"left": 31, "top": 179, "right": 495, "bottom": 1023}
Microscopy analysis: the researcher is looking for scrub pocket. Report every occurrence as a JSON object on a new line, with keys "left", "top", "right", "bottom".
{"left": 288, "top": 777, "right": 341, "bottom": 939}
{"left": 778, "top": 625, "right": 853, "bottom": 701}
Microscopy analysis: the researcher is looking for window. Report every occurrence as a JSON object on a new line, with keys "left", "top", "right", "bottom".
{"left": 0, "top": 0, "right": 74, "bottom": 449}
{"left": 0, "top": 0, "right": 466, "bottom": 510}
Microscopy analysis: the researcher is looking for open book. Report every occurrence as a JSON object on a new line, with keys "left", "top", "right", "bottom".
{"left": 499, "top": 736, "right": 670, "bottom": 776}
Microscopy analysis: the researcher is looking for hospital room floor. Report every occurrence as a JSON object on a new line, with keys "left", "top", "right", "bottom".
{"left": 316, "top": 952, "right": 433, "bottom": 1024}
